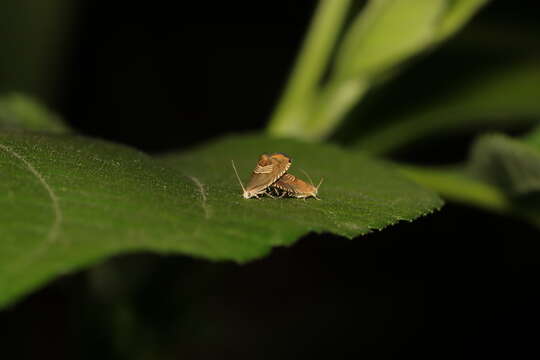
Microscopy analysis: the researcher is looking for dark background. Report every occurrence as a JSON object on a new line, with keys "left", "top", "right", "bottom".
{"left": 1, "top": 1, "right": 539, "bottom": 359}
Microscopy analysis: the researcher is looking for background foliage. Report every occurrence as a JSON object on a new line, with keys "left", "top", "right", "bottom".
{"left": 1, "top": 1, "right": 539, "bottom": 359}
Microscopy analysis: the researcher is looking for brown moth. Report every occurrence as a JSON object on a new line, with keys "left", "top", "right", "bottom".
{"left": 232, "top": 153, "right": 292, "bottom": 199}
{"left": 271, "top": 171, "right": 323, "bottom": 199}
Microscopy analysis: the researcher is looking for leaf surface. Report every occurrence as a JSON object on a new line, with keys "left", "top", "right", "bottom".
{"left": 0, "top": 132, "right": 442, "bottom": 308}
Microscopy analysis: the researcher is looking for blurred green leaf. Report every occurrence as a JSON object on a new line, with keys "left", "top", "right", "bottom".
{"left": 335, "top": 0, "right": 445, "bottom": 80}
{"left": 435, "top": 0, "right": 490, "bottom": 41}
{"left": 399, "top": 161, "right": 540, "bottom": 228}
{"left": 334, "top": 0, "right": 488, "bottom": 81}
{"left": 268, "top": 0, "right": 489, "bottom": 140}
{"left": 398, "top": 164, "right": 510, "bottom": 214}
{"left": 0, "top": 93, "right": 69, "bottom": 133}
{"left": 0, "top": 131, "right": 442, "bottom": 308}
{"left": 523, "top": 125, "right": 540, "bottom": 148}
{"left": 0, "top": 0, "right": 76, "bottom": 99}
{"left": 467, "top": 133, "right": 540, "bottom": 195}
{"left": 267, "top": 0, "right": 352, "bottom": 137}
{"left": 354, "top": 62, "right": 540, "bottom": 153}
{"left": 398, "top": 130, "right": 540, "bottom": 227}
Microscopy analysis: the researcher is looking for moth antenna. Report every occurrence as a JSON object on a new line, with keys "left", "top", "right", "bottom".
{"left": 316, "top": 177, "right": 324, "bottom": 190}
{"left": 231, "top": 160, "right": 246, "bottom": 193}
{"left": 301, "top": 169, "right": 315, "bottom": 187}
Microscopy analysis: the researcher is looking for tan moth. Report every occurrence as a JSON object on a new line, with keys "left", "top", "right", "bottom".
{"left": 271, "top": 171, "right": 323, "bottom": 199}
{"left": 232, "top": 153, "right": 292, "bottom": 199}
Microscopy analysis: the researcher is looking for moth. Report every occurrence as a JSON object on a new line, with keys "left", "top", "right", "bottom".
{"left": 271, "top": 171, "right": 323, "bottom": 199}
{"left": 232, "top": 153, "right": 292, "bottom": 199}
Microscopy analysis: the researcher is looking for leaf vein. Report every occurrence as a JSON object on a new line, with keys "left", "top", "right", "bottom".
{"left": 187, "top": 175, "right": 211, "bottom": 219}
{"left": 0, "top": 143, "right": 63, "bottom": 242}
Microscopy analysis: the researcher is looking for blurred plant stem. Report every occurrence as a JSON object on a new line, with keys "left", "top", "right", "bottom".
{"left": 267, "top": 0, "right": 351, "bottom": 139}
{"left": 398, "top": 164, "right": 540, "bottom": 228}
{"left": 398, "top": 164, "right": 510, "bottom": 214}
{"left": 353, "top": 62, "right": 540, "bottom": 154}
{"left": 267, "top": 0, "right": 489, "bottom": 142}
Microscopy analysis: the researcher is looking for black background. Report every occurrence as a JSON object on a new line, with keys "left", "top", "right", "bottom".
{"left": 1, "top": 1, "right": 540, "bottom": 359}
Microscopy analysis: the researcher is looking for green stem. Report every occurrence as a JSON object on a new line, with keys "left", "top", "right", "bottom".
{"left": 267, "top": 0, "right": 352, "bottom": 138}
{"left": 399, "top": 164, "right": 540, "bottom": 226}
{"left": 355, "top": 112, "right": 456, "bottom": 155}
{"left": 397, "top": 164, "right": 512, "bottom": 214}
{"left": 303, "top": 77, "right": 369, "bottom": 140}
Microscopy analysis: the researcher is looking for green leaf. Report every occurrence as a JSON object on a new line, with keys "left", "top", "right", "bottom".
{"left": 334, "top": 0, "right": 488, "bottom": 80}
{"left": 398, "top": 164, "right": 511, "bottom": 214}
{"left": 435, "top": 0, "right": 490, "bottom": 41}
{"left": 268, "top": 0, "right": 489, "bottom": 140}
{"left": 0, "top": 0, "right": 75, "bottom": 97}
{"left": 0, "top": 132, "right": 442, "bottom": 308}
{"left": 523, "top": 125, "right": 540, "bottom": 148}
{"left": 467, "top": 133, "right": 540, "bottom": 195}
{"left": 0, "top": 93, "right": 70, "bottom": 134}
{"left": 354, "top": 62, "right": 540, "bottom": 154}
{"left": 335, "top": 0, "right": 446, "bottom": 80}
{"left": 267, "top": 0, "right": 352, "bottom": 137}
{"left": 397, "top": 130, "right": 540, "bottom": 228}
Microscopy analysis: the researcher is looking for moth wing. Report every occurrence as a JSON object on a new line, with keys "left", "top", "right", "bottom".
{"left": 246, "top": 153, "right": 291, "bottom": 192}
{"left": 246, "top": 171, "right": 277, "bottom": 192}
{"left": 270, "top": 154, "right": 292, "bottom": 181}
{"left": 271, "top": 173, "right": 298, "bottom": 193}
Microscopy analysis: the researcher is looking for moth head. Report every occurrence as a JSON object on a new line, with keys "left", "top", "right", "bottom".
{"left": 301, "top": 169, "right": 323, "bottom": 195}
{"left": 258, "top": 153, "right": 271, "bottom": 162}
{"left": 270, "top": 152, "right": 292, "bottom": 164}
{"left": 314, "top": 178, "right": 324, "bottom": 194}
{"left": 242, "top": 189, "right": 259, "bottom": 199}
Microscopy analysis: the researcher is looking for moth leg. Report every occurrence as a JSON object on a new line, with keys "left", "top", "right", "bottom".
{"left": 265, "top": 190, "right": 276, "bottom": 199}
{"left": 270, "top": 187, "right": 286, "bottom": 198}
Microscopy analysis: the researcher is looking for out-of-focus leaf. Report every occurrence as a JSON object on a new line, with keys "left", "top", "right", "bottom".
{"left": 335, "top": 0, "right": 445, "bottom": 80}
{"left": 398, "top": 130, "right": 540, "bottom": 228}
{"left": 0, "top": 0, "right": 76, "bottom": 98}
{"left": 467, "top": 133, "right": 540, "bottom": 195}
{"left": 268, "top": 0, "right": 489, "bottom": 140}
{"left": 335, "top": 0, "right": 489, "bottom": 80}
{"left": 0, "top": 132, "right": 442, "bottom": 309}
{"left": 398, "top": 164, "right": 510, "bottom": 213}
{"left": 335, "top": 0, "right": 487, "bottom": 81}
{"left": 0, "top": 93, "right": 69, "bottom": 133}
{"left": 353, "top": 62, "right": 540, "bottom": 153}
{"left": 267, "top": 0, "right": 352, "bottom": 138}
{"left": 435, "top": 0, "right": 490, "bottom": 41}
{"left": 523, "top": 125, "right": 540, "bottom": 148}
{"left": 270, "top": 0, "right": 486, "bottom": 140}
